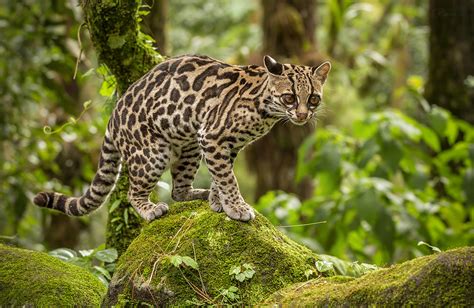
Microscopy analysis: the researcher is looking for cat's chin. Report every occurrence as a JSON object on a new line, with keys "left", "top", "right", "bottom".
{"left": 289, "top": 119, "right": 308, "bottom": 126}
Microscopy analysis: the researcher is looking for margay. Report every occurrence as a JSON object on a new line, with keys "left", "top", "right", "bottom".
{"left": 34, "top": 55, "right": 331, "bottom": 222}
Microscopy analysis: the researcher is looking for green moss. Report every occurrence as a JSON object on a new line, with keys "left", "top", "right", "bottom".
{"left": 80, "top": 0, "right": 162, "bottom": 93}
{"left": 104, "top": 201, "right": 368, "bottom": 306}
{"left": 0, "top": 244, "right": 106, "bottom": 306}
{"left": 266, "top": 247, "right": 474, "bottom": 306}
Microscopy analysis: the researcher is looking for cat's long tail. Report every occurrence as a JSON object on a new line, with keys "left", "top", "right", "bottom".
{"left": 33, "top": 130, "right": 121, "bottom": 216}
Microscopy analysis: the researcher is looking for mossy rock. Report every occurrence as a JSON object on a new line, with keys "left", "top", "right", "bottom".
{"left": 266, "top": 247, "right": 474, "bottom": 306}
{"left": 0, "top": 244, "right": 106, "bottom": 306}
{"left": 104, "top": 200, "right": 370, "bottom": 306}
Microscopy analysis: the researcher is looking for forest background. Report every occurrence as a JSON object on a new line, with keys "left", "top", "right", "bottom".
{"left": 1, "top": 0, "right": 473, "bottom": 277}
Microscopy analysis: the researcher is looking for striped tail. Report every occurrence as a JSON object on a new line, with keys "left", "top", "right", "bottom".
{"left": 33, "top": 131, "right": 120, "bottom": 216}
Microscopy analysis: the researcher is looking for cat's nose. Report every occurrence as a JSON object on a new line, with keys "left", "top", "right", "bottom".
{"left": 296, "top": 112, "right": 307, "bottom": 120}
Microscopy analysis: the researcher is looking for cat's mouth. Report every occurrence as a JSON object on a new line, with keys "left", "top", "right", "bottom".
{"left": 289, "top": 118, "right": 308, "bottom": 126}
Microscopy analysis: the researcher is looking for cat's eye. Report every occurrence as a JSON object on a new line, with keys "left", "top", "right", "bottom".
{"left": 308, "top": 94, "right": 321, "bottom": 107}
{"left": 281, "top": 94, "right": 296, "bottom": 106}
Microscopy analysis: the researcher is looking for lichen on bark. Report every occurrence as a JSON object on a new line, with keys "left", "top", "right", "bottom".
{"left": 79, "top": 0, "right": 164, "bottom": 255}
{"left": 0, "top": 244, "right": 106, "bottom": 306}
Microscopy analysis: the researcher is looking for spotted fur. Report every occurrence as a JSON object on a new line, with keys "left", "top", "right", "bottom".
{"left": 34, "top": 55, "right": 331, "bottom": 221}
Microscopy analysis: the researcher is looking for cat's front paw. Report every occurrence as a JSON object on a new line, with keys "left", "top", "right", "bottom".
{"left": 223, "top": 201, "right": 255, "bottom": 222}
{"left": 138, "top": 202, "right": 169, "bottom": 221}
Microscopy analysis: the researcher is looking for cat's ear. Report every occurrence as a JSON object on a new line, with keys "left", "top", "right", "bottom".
{"left": 312, "top": 61, "right": 331, "bottom": 84}
{"left": 263, "top": 55, "right": 283, "bottom": 76}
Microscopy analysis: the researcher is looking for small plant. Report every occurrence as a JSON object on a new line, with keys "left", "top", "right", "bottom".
{"left": 218, "top": 286, "right": 240, "bottom": 303}
{"left": 304, "top": 269, "right": 316, "bottom": 280}
{"left": 49, "top": 244, "right": 118, "bottom": 285}
{"left": 229, "top": 263, "right": 255, "bottom": 282}
{"left": 169, "top": 255, "right": 199, "bottom": 270}
{"left": 315, "top": 260, "right": 334, "bottom": 274}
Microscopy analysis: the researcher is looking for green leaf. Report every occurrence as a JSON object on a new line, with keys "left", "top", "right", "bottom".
{"left": 94, "top": 248, "right": 118, "bottom": 263}
{"left": 109, "top": 200, "right": 121, "bottom": 213}
{"left": 235, "top": 273, "right": 246, "bottom": 282}
{"left": 304, "top": 269, "right": 315, "bottom": 279}
{"left": 170, "top": 255, "right": 183, "bottom": 267}
{"left": 181, "top": 256, "right": 199, "bottom": 269}
{"left": 428, "top": 107, "right": 448, "bottom": 136}
{"left": 124, "top": 208, "right": 129, "bottom": 226}
{"left": 244, "top": 268, "right": 255, "bottom": 279}
{"left": 78, "top": 249, "right": 94, "bottom": 257}
{"left": 99, "top": 78, "right": 116, "bottom": 97}
{"left": 105, "top": 263, "right": 116, "bottom": 273}
{"left": 93, "top": 265, "right": 111, "bottom": 280}
{"left": 315, "top": 260, "right": 334, "bottom": 273}
{"left": 48, "top": 248, "right": 77, "bottom": 261}
{"left": 229, "top": 265, "right": 241, "bottom": 276}
{"left": 419, "top": 126, "right": 441, "bottom": 152}
{"left": 96, "top": 274, "right": 109, "bottom": 287}
{"left": 69, "top": 257, "right": 90, "bottom": 269}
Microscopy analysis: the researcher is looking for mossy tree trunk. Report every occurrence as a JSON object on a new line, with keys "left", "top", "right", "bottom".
{"left": 425, "top": 0, "right": 474, "bottom": 124}
{"left": 246, "top": 0, "right": 318, "bottom": 200}
{"left": 79, "top": 0, "right": 163, "bottom": 255}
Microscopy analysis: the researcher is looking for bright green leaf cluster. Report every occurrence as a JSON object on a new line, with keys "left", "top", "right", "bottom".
{"left": 48, "top": 244, "right": 118, "bottom": 285}
{"left": 169, "top": 255, "right": 199, "bottom": 270}
{"left": 229, "top": 263, "right": 256, "bottom": 282}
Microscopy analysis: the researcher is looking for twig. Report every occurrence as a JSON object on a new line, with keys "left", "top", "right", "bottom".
{"left": 278, "top": 221, "right": 327, "bottom": 228}
{"left": 178, "top": 268, "right": 214, "bottom": 304}
{"left": 192, "top": 241, "right": 207, "bottom": 293}
{"left": 73, "top": 22, "right": 86, "bottom": 80}
{"left": 165, "top": 213, "right": 194, "bottom": 252}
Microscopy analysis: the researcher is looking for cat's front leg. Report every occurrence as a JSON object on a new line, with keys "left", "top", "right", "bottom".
{"left": 209, "top": 182, "right": 222, "bottom": 212}
{"left": 200, "top": 139, "right": 255, "bottom": 221}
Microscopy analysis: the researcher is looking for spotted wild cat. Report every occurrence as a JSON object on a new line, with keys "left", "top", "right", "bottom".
{"left": 33, "top": 55, "right": 331, "bottom": 222}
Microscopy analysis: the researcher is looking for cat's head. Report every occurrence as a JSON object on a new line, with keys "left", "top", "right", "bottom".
{"left": 263, "top": 55, "right": 331, "bottom": 125}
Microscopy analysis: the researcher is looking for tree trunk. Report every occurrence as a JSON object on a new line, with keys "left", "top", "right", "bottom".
{"left": 246, "top": 0, "right": 318, "bottom": 200}
{"left": 143, "top": 0, "right": 168, "bottom": 55}
{"left": 425, "top": 0, "right": 474, "bottom": 123}
{"left": 80, "top": 0, "right": 163, "bottom": 255}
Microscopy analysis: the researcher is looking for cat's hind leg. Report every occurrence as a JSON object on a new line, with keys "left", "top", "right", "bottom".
{"left": 127, "top": 144, "right": 170, "bottom": 221}
{"left": 171, "top": 142, "right": 210, "bottom": 202}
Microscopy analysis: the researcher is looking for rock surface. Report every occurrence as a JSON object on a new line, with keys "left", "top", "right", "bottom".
{"left": 265, "top": 247, "right": 474, "bottom": 306}
{"left": 0, "top": 244, "right": 106, "bottom": 306}
{"left": 104, "top": 200, "right": 370, "bottom": 306}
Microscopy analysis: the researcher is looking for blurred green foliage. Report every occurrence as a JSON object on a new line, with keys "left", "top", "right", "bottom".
{"left": 257, "top": 106, "right": 474, "bottom": 264}
{"left": 49, "top": 244, "right": 118, "bottom": 285}
{"left": 255, "top": 0, "right": 473, "bottom": 265}
{"left": 0, "top": 0, "right": 472, "bottom": 268}
{"left": 168, "top": 0, "right": 261, "bottom": 60}
{"left": 0, "top": 1, "right": 108, "bottom": 249}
